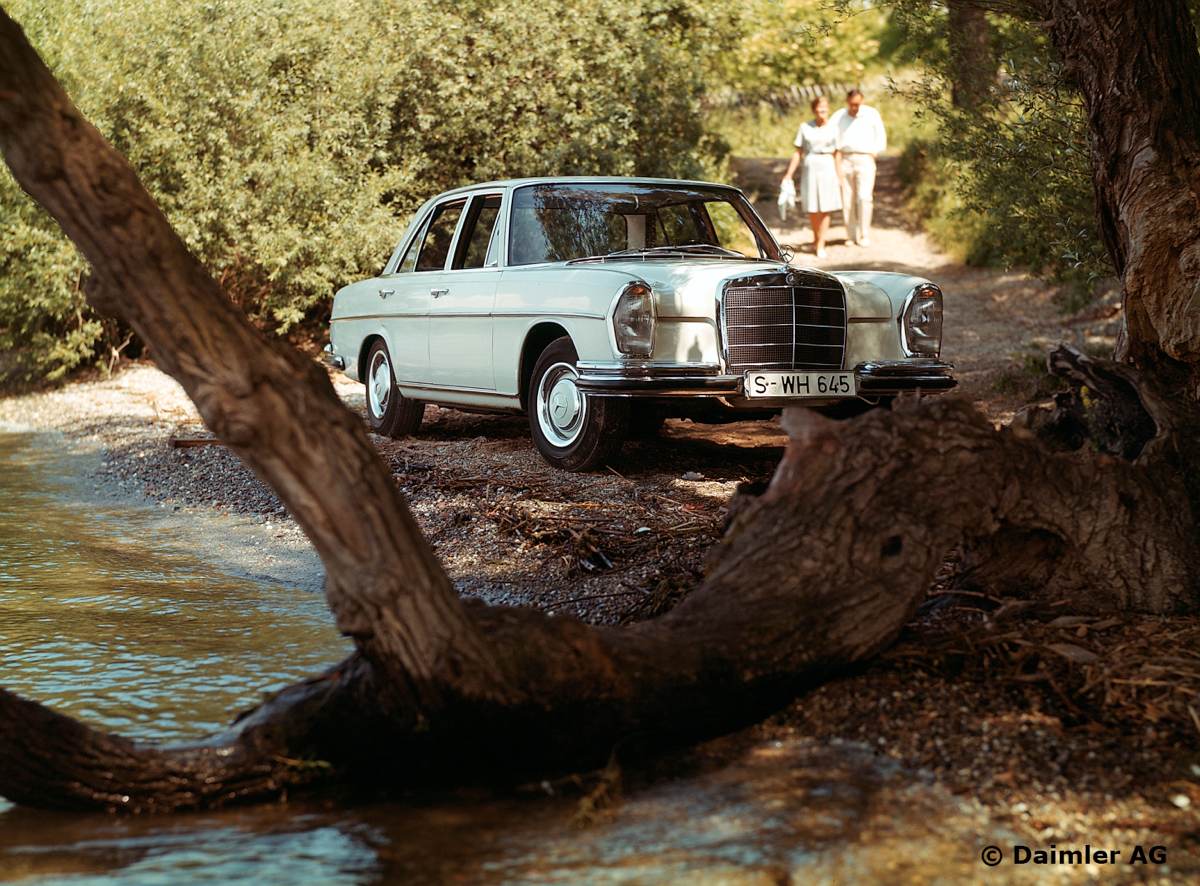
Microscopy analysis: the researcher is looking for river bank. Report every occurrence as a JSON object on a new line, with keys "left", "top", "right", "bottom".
{"left": 2, "top": 360, "right": 1196, "bottom": 883}
{"left": 1, "top": 154, "right": 1195, "bottom": 881}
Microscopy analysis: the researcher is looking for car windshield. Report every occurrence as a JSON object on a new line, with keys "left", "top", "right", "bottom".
{"left": 507, "top": 182, "right": 780, "bottom": 266}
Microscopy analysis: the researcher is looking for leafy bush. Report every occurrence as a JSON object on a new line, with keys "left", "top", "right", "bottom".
{"left": 0, "top": 0, "right": 736, "bottom": 384}
{"left": 885, "top": 4, "right": 1117, "bottom": 298}
{"left": 707, "top": 0, "right": 886, "bottom": 100}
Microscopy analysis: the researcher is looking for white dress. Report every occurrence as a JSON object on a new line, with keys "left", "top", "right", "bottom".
{"left": 795, "top": 120, "right": 842, "bottom": 213}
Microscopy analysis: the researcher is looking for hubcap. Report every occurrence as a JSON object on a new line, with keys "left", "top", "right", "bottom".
{"left": 536, "top": 361, "right": 587, "bottom": 448}
{"left": 368, "top": 350, "right": 391, "bottom": 418}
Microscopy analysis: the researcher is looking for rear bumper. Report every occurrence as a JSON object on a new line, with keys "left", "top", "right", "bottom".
{"left": 575, "top": 360, "right": 956, "bottom": 399}
{"left": 323, "top": 343, "right": 346, "bottom": 371}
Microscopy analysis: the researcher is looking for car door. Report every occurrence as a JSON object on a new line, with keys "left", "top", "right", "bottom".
{"left": 428, "top": 191, "right": 504, "bottom": 390}
{"left": 386, "top": 196, "right": 468, "bottom": 386}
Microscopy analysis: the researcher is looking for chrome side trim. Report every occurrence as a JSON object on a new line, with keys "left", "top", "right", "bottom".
{"left": 334, "top": 310, "right": 606, "bottom": 322}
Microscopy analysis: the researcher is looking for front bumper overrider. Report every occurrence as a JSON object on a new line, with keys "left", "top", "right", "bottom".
{"left": 575, "top": 359, "right": 957, "bottom": 399}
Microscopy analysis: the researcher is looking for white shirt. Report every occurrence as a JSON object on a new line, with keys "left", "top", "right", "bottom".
{"left": 831, "top": 105, "right": 886, "bottom": 155}
{"left": 794, "top": 120, "right": 838, "bottom": 154}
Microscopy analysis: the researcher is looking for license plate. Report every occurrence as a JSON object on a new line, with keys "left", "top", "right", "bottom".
{"left": 743, "top": 371, "right": 856, "bottom": 398}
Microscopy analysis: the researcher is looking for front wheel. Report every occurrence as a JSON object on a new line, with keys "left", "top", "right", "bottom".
{"left": 364, "top": 339, "right": 424, "bottom": 438}
{"left": 527, "top": 337, "right": 627, "bottom": 471}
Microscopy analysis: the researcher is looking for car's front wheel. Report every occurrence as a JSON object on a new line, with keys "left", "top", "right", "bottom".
{"left": 527, "top": 337, "right": 627, "bottom": 471}
{"left": 364, "top": 339, "right": 424, "bottom": 438}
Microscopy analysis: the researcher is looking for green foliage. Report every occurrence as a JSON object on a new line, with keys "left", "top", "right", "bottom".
{"left": 1, "top": 0, "right": 736, "bottom": 384}
{"left": 708, "top": 0, "right": 887, "bottom": 99}
{"left": 885, "top": 3, "right": 1112, "bottom": 293}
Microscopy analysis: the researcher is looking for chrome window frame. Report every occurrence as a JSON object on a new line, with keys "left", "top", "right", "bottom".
{"left": 411, "top": 196, "right": 471, "bottom": 273}
{"left": 447, "top": 190, "right": 508, "bottom": 273}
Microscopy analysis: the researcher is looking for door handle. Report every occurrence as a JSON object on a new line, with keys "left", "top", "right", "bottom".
{"left": 430, "top": 287, "right": 449, "bottom": 298}
{"left": 378, "top": 288, "right": 395, "bottom": 299}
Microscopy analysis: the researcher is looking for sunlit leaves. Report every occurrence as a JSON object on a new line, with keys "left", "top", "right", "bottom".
{"left": 1, "top": 0, "right": 734, "bottom": 382}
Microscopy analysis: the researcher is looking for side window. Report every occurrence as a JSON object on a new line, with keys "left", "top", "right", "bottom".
{"left": 415, "top": 199, "right": 466, "bottom": 272}
{"left": 452, "top": 195, "right": 504, "bottom": 270}
{"left": 396, "top": 222, "right": 425, "bottom": 273}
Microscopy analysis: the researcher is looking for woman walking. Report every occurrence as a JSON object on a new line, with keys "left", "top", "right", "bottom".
{"left": 781, "top": 96, "right": 842, "bottom": 258}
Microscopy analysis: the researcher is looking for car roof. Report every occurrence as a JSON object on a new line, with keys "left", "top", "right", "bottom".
{"left": 431, "top": 176, "right": 745, "bottom": 200}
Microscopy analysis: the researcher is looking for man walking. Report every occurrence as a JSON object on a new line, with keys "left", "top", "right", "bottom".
{"left": 832, "top": 89, "right": 886, "bottom": 247}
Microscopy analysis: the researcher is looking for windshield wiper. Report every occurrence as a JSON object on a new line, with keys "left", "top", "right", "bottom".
{"left": 567, "top": 244, "right": 749, "bottom": 264}
{"left": 661, "top": 243, "right": 747, "bottom": 257}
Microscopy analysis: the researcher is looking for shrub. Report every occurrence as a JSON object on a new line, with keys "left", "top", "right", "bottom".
{"left": 884, "top": 2, "right": 1115, "bottom": 299}
{"left": 0, "top": 0, "right": 736, "bottom": 384}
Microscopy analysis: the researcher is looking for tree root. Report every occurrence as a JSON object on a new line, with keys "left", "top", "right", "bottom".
{"left": 1, "top": 395, "right": 1194, "bottom": 812}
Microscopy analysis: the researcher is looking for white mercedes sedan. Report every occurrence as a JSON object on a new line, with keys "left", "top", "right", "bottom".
{"left": 325, "top": 177, "right": 954, "bottom": 470}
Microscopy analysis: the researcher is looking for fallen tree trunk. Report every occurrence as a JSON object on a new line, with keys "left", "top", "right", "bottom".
{"left": 2, "top": 393, "right": 1196, "bottom": 812}
{"left": 0, "top": 3, "right": 1198, "bottom": 813}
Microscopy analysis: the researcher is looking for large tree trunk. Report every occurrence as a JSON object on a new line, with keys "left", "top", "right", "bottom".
{"left": 947, "top": 0, "right": 993, "bottom": 109}
{"left": 1044, "top": 0, "right": 1200, "bottom": 391}
{"left": 0, "top": 1, "right": 1198, "bottom": 813}
{"left": 2, "top": 395, "right": 1195, "bottom": 812}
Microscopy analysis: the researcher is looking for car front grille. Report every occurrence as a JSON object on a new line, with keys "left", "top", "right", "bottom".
{"left": 721, "top": 272, "right": 847, "bottom": 371}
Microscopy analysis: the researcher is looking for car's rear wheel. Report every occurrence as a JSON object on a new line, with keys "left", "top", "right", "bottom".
{"left": 528, "top": 337, "right": 627, "bottom": 471}
{"left": 364, "top": 339, "right": 424, "bottom": 438}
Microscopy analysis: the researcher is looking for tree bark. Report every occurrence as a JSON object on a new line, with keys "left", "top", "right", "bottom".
{"left": 2, "top": 391, "right": 1196, "bottom": 811}
{"left": 0, "top": 1, "right": 1198, "bottom": 813}
{"left": 948, "top": 1, "right": 993, "bottom": 109}
{"left": 1043, "top": 0, "right": 1200, "bottom": 391}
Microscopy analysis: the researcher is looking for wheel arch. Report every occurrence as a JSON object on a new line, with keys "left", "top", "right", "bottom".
{"left": 519, "top": 322, "right": 573, "bottom": 410}
{"left": 358, "top": 332, "right": 387, "bottom": 384}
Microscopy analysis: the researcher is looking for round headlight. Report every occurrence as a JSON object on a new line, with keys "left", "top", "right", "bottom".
{"left": 902, "top": 284, "right": 943, "bottom": 357}
{"left": 613, "top": 281, "right": 655, "bottom": 357}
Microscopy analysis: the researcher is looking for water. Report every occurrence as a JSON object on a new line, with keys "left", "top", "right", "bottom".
{"left": 0, "top": 432, "right": 347, "bottom": 741}
{"left": 0, "top": 431, "right": 1018, "bottom": 884}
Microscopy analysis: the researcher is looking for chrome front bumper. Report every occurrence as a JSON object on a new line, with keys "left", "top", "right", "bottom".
{"left": 575, "top": 359, "right": 956, "bottom": 399}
